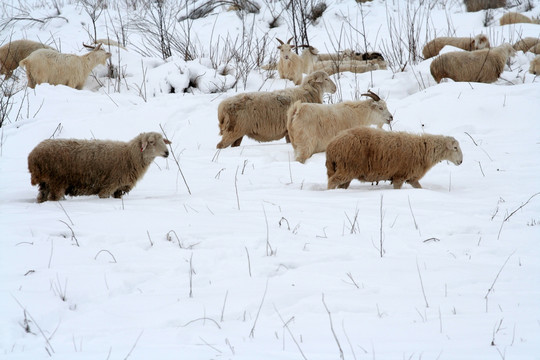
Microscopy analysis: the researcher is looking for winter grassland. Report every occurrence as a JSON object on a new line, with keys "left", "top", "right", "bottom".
{"left": 1, "top": 0, "right": 539, "bottom": 359}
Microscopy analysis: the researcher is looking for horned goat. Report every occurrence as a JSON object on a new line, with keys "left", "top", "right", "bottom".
{"left": 530, "top": 55, "right": 540, "bottom": 75}
{"left": 0, "top": 40, "right": 54, "bottom": 79}
{"left": 19, "top": 43, "right": 111, "bottom": 89}
{"left": 276, "top": 37, "right": 304, "bottom": 85}
{"left": 326, "top": 127, "right": 463, "bottom": 190}
{"left": 513, "top": 37, "right": 540, "bottom": 52}
{"left": 499, "top": 12, "right": 539, "bottom": 25}
{"left": 287, "top": 90, "right": 393, "bottom": 163}
{"left": 28, "top": 132, "right": 171, "bottom": 202}
{"left": 430, "top": 43, "right": 515, "bottom": 83}
{"left": 216, "top": 70, "right": 336, "bottom": 149}
{"left": 422, "top": 34, "right": 490, "bottom": 59}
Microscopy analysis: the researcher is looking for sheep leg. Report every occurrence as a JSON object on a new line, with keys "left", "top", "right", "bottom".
{"left": 113, "top": 185, "right": 133, "bottom": 198}
{"left": 231, "top": 137, "right": 243, "bottom": 147}
{"left": 285, "top": 133, "right": 291, "bottom": 143}
{"left": 328, "top": 173, "right": 352, "bottom": 190}
{"left": 392, "top": 179, "right": 404, "bottom": 189}
{"left": 408, "top": 180, "right": 422, "bottom": 189}
{"left": 217, "top": 134, "right": 243, "bottom": 149}
{"left": 37, "top": 182, "right": 50, "bottom": 203}
{"left": 295, "top": 148, "right": 311, "bottom": 164}
{"left": 47, "top": 184, "right": 66, "bottom": 201}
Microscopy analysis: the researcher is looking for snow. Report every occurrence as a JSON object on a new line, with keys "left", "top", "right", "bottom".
{"left": 1, "top": 0, "right": 540, "bottom": 359}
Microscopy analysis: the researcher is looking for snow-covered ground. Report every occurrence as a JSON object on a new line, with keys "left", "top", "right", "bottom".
{"left": 1, "top": 0, "right": 539, "bottom": 359}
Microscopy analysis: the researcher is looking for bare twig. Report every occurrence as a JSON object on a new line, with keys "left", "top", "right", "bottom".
{"left": 498, "top": 193, "right": 540, "bottom": 240}
{"left": 180, "top": 317, "right": 221, "bottom": 329}
{"left": 274, "top": 304, "right": 308, "bottom": 360}
{"left": 245, "top": 247, "right": 252, "bottom": 277}
{"left": 159, "top": 124, "right": 191, "bottom": 195}
{"left": 249, "top": 279, "right": 269, "bottom": 338}
{"left": 94, "top": 250, "right": 117, "bottom": 263}
{"left": 322, "top": 294, "right": 344, "bottom": 360}
{"left": 485, "top": 251, "right": 516, "bottom": 312}
{"left": 416, "top": 259, "right": 429, "bottom": 308}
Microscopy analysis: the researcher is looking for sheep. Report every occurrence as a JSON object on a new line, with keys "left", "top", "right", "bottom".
{"left": 422, "top": 34, "right": 490, "bottom": 59}
{"left": 94, "top": 38, "right": 127, "bottom": 50}
{"left": 499, "top": 12, "right": 538, "bottom": 25}
{"left": 287, "top": 90, "right": 393, "bottom": 163}
{"left": 0, "top": 39, "right": 54, "bottom": 79}
{"left": 276, "top": 37, "right": 304, "bottom": 85}
{"left": 530, "top": 55, "right": 540, "bottom": 75}
{"left": 430, "top": 43, "right": 515, "bottom": 83}
{"left": 300, "top": 46, "right": 386, "bottom": 74}
{"left": 513, "top": 37, "right": 540, "bottom": 52}
{"left": 315, "top": 59, "right": 385, "bottom": 75}
{"left": 19, "top": 43, "right": 111, "bottom": 89}
{"left": 529, "top": 43, "right": 540, "bottom": 54}
{"left": 216, "top": 70, "right": 336, "bottom": 149}
{"left": 27, "top": 132, "right": 171, "bottom": 202}
{"left": 325, "top": 127, "right": 463, "bottom": 190}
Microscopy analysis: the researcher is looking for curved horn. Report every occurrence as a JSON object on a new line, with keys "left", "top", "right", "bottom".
{"left": 360, "top": 90, "right": 381, "bottom": 102}
{"left": 287, "top": 37, "right": 293, "bottom": 44}
{"left": 276, "top": 38, "right": 284, "bottom": 45}
{"left": 82, "top": 43, "right": 96, "bottom": 49}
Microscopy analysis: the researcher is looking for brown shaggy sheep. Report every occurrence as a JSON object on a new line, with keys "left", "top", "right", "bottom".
{"left": 430, "top": 43, "right": 515, "bottom": 83}
{"left": 513, "top": 37, "right": 540, "bottom": 53}
{"left": 422, "top": 34, "right": 490, "bottom": 59}
{"left": 287, "top": 90, "right": 393, "bottom": 163}
{"left": 326, "top": 127, "right": 463, "bottom": 190}
{"left": 28, "top": 132, "right": 171, "bottom": 202}
{"left": 0, "top": 40, "right": 54, "bottom": 79}
{"left": 530, "top": 55, "right": 540, "bottom": 75}
{"left": 19, "top": 43, "right": 111, "bottom": 89}
{"left": 216, "top": 70, "right": 337, "bottom": 149}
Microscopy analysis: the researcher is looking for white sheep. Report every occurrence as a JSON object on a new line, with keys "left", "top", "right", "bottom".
{"left": 314, "top": 59, "right": 384, "bottom": 75}
{"left": 530, "top": 55, "right": 540, "bottom": 75}
{"left": 276, "top": 37, "right": 304, "bottom": 85}
{"left": 287, "top": 90, "right": 393, "bottom": 163}
{"left": 300, "top": 46, "right": 386, "bottom": 74}
{"left": 19, "top": 43, "right": 111, "bottom": 89}
{"left": 430, "top": 43, "right": 515, "bottom": 83}
{"left": 217, "top": 70, "right": 336, "bottom": 149}
{"left": 94, "top": 38, "right": 127, "bottom": 50}
{"left": 28, "top": 132, "right": 171, "bottom": 202}
{"left": 422, "top": 34, "right": 490, "bottom": 59}
{"left": 326, "top": 127, "right": 463, "bottom": 190}
{"left": 0, "top": 39, "right": 54, "bottom": 79}
{"left": 499, "top": 12, "right": 539, "bottom": 25}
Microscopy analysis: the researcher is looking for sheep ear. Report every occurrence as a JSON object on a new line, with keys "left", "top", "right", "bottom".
{"left": 141, "top": 139, "right": 148, "bottom": 152}
{"left": 164, "top": 139, "right": 172, "bottom": 145}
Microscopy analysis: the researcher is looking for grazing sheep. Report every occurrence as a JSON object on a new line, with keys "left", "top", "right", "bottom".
{"left": 326, "top": 127, "right": 463, "bottom": 190}
{"left": 19, "top": 43, "right": 111, "bottom": 89}
{"left": 422, "top": 34, "right": 490, "bottom": 59}
{"left": 287, "top": 90, "right": 393, "bottom": 163}
{"left": 499, "top": 12, "right": 537, "bottom": 25}
{"left": 28, "top": 132, "right": 171, "bottom": 202}
{"left": 513, "top": 37, "right": 540, "bottom": 52}
{"left": 530, "top": 55, "right": 540, "bottom": 75}
{"left": 216, "top": 70, "right": 336, "bottom": 149}
{"left": 276, "top": 37, "right": 304, "bottom": 85}
{"left": 0, "top": 40, "right": 54, "bottom": 79}
{"left": 430, "top": 43, "right": 515, "bottom": 83}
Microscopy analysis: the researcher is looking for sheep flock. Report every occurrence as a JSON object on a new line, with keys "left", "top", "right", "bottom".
{"left": 0, "top": 3, "right": 537, "bottom": 202}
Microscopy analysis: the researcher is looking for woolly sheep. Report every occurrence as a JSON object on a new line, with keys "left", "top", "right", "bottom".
{"left": 216, "top": 70, "right": 336, "bottom": 149}
{"left": 0, "top": 40, "right": 54, "bottom": 79}
{"left": 529, "top": 43, "right": 540, "bottom": 54}
{"left": 276, "top": 37, "right": 304, "bottom": 85}
{"left": 499, "top": 12, "right": 539, "bottom": 25}
{"left": 422, "top": 34, "right": 490, "bottom": 59}
{"left": 315, "top": 59, "right": 385, "bottom": 75}
{"left": 513, "top": 37, "right": 540, "bottom": 52}
{"left": 300, "top": 46, "right": 385, "bottom": 74}
{"left": 326, "top": 127, "right": 463, "bottom": 190}
{"left": 28, "top": 132, "right": 171, "bottom": 202}
{"left": 287, "top": 90, "right": 393, "bottom": 163}
{"left": 530, "top": 55, "right": 540, "bottom": 75}
{"left": 19, "top": 43, "right": 111, "bottom": 89}
{"left": 430, "top": 43, "right": 515, "bottom": 83}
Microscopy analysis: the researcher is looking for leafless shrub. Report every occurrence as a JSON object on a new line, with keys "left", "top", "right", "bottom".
{"left": 464, "top": 0, "right": 506, "bottom": 12}
{"left": 286, "top": 0, "right": 326, "bottom": 48}
{"left": 0, "top": 78, "right": 27, "bottom": 128}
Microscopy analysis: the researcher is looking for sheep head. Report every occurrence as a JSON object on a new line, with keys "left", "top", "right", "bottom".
{"left": 304, "top": 70, "right": 336, "bottom": 94}
{"left": 277, "top": 37, "right": 295, "bottom": 60}
{"left": 361, "top": 91, "right": 393, "bottom": 126}
{"left": 444, "top": 137, "right": 463, "bottom": 165}
{"left": 139, "top": 132, "right": 170, "bottom": 159}
{"left": 472, "top": 34, "right": 490, "bottom": 50}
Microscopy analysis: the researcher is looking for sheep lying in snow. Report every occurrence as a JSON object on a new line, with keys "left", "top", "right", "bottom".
{"left": 315, "top": 59, "right": 385, "bottom": 75}
{"left": 19, "top": 43, "right": 111, "bottom": 89}
{"left": 422, "top": 34, "right": 490, "bottom": 59}
{"left": 94, "top": 38, "right": 127, "bottom": 50}
{"left": 217, "top": 70, "right": 336, "bottom": 149}
{"left": 276, "top": 37, "right": 304, "bottom": 85}
{"left": 28, "top": 132, "right": 171, "bottom": 202}
{"left": 529, "top": 44, "right": 540, "bottom": 54}
{"left": 499, "top": 12, "right": 539, "bottom": 25}
{"left": 513, "top": 37, "right": 540, "bottom": 53}
{"left": 530, "top": 56, "right": 540, "bottom": 75}
{"left": 300, "top": 46, "right": 386, "bottom": 74}
{"left": 326, "top": 127, "right": 463, "bottom": 190}
{"left": 430, "top": 43, "right": 515, "bottom": 83}
{"left": 0, "top": 40, "right": 54, "bottom": 79}
{"left": 287, "top": 90, "right": 393, "bottom": 163}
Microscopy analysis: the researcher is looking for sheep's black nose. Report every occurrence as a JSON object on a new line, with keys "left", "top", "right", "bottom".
{"left": 164, "top": 151, "right": 169, "bottom": 158}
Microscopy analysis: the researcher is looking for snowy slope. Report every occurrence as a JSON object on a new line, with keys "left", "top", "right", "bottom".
{"left": 1, "top": 1, "right": 540, "bottom": 359}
